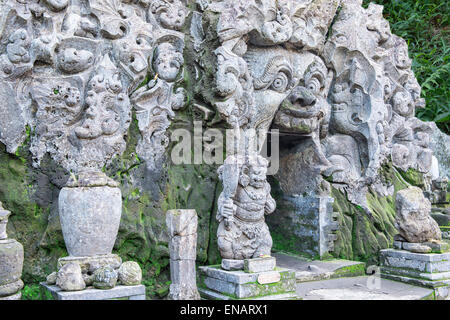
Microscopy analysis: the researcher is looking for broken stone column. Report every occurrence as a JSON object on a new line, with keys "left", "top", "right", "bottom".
{"left": 166, "top": 209, "right": 200, "bottom": 300}
{"left": 0, "top": 202, "right": 24, "bottom": 300}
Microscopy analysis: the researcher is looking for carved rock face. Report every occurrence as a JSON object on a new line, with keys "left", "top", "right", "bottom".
{"left": 0, "top": 0, "right": 186, "bottom": 173}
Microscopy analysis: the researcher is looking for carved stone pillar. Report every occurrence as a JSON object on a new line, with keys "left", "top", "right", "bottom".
{"left": 166, "top": 209, "right": 200, "bottom": 300}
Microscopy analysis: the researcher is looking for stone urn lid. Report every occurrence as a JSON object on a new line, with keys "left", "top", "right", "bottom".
{"left": 0, "top": 202, "right": 11, "bottom": 240}
{"left": 65, "top": 170, "right": 119, "bottom": 188}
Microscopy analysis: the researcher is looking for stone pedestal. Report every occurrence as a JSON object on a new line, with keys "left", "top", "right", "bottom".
{"left": 57, "top": 254, "right": 122, "bottom": 274}
{"left": 0, "top": 203, "right": 24, "bottom": 300}
{"left": 198, "top": 266, "right": 298, "bottom": 300}
{"left": 40, "top": 282, "right": 146, "bottom": 300}
{"left": 380, "top": 249, "right": 450, "bottom": 296}
{"left": 199, "top": 257, "right": 298, "bottom": 300}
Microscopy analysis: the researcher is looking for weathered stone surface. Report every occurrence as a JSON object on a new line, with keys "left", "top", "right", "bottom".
{"left": 41, "top": 282, "right": 146, "bottom": 300}
{"left": 0, "top": 202, "right": 11, "bottom": 240}
{"left": 59, "top": 181, "right": 122, "bottom": 257}
{"left": 217, "top": 154, "right": 276, "bottom": 260}
{"left": 395, "top": 187, "right": 441, "bottom": 243}
{"left": 257, "top": 271, "right": 281, "bottom": 285}
{"left": 266, "top": 195, "right": 337, "bottom": 259}
{"left": 0, "top": 0, "right": 446, "bottom": 295}
{"left": 199, "top": 266, "right": 296, "bottom": 299}
{"left": 402, "top": 242, "right": 432, "bottom": 254}
{"left": 57, "top": 254, "right": 122, "bottom": 274}
{"left": 83, "top": 273, "right": 94, "bottom": 287}
{"left": 429, "top": 123, "right": 450, "bottom": 180}
{"left": 380, "top": 249, "right": 450, "bottom": 289}
{"left": 0, "top": 239, "right": 24, "bottom": 286}
{"left": 56, "top": 263, "right": 86, "bottom": 291}
{"left": 166, "top": 209, "right": 200, "bottom": 300}
{"left": 46, "top": 272, "right": 57, "bottom": 285}
{"left": 0, "top": 292, "right": 22, "bottom": 300}
{"left": 221, "top": 259, "right": 244, "bottom": 271}
{"left": 0, "top": 279, "right": 23, "bottom": 297}
{"left": 93, "top": 266, "right": 118, "bottom": 290}
{"left": 118, "top": 261, "right": 142, "bottom": 286}
{"left": 244, "top": 257, "right": 276, "bottom": 273}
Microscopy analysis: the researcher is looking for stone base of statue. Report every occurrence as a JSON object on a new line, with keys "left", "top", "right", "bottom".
{"left": 57, "top": 254, "right": 122, "bottom": 273}
{"left": 198, "top": 257, "right": 299, "bottom": 300}
{"left": 380, "top": 249, "right": 450, "bottom": 291}
{"left": 40, "top": 282, "right": 146, "bottom": 300}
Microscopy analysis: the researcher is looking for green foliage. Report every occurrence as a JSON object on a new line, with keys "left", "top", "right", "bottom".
{"left": 363, "top": 0, "right": 450, "bottom": 133}
{"left": 21, "top": 284, "right": 53, "bottom": 300}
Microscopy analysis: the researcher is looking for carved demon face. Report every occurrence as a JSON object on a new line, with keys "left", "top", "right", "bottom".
{"left": 244, "top": 46, "right": 330, "bottom": 135}
{"left": 239, "top": 155, "right": 269, "bottom": 189}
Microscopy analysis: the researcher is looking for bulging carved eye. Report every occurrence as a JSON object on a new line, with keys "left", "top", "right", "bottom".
{"left": 307, "top": 78, "right": 321, "bottom": 93}
{"left": 270, "top": 72, "right": 289, "bottom": 92}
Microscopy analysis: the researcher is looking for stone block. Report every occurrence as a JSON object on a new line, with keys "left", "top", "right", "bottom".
{"left": 40, "top": 282, "right": 146, "bottom": 300}
{"left": 221, "top": 259, "right": 244, "bottom": 271}
{"left": 170, "top": 259, "right": 197, "bottom": 287}
{"left": 198, "top": 265, "right": 297, "bottom": 299}
{"left": 244, "top": 257, "right": 276, "bottom": 273}
{"left": 169, "top": 234, "right": 197, "bottom": 260}
{"left": 380, "top": 249, "right": 450, "bottom": 289}
{"left": 57, "top": 254, "right": 122, "bottom": 274}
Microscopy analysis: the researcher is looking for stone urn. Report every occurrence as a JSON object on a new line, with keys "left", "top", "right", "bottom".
{"left": 59, "top": 171, "right": 122, "bottom": 257}
{"left": 0, "top": 202, "right": 24, "bottom": 300}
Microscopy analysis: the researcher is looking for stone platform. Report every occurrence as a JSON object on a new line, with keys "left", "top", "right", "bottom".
{"left": 274, "top": 252, "right": 366, "bottom": 282}
{"left": 40, "top": 282, "right": 146, "bottom": 300}
{"left": 198, "top": 265, "right": 298, "bottom": 300}
{"left": 380, "top": 249, "right": 450, "bottom": 292}
{"left": 296, "top": 276, "right": 436, "bottom": 300}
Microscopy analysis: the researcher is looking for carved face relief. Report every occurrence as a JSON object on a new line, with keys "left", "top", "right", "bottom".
{"left": 391, "top": 90, "right": 414, "bottom": 118}
{"left": 153, "top": 42, "right": 184, "bottom": 82}
{"left": 57, "top": 47, "right": 94, "bottom": 74}
{"left": 6, "top": 29, "right": 31, "bottom": 64}
{"left": 244, "top": 47, "right": 297, "bottom": 131}
{"left": 150, "top": 0, "right": 187, "bottom": 31}
{"left": 273, "top": 56, "right": 330, "bottom": 135}
{"left": 75, "top": 68, "right": 125, "bottom": 140}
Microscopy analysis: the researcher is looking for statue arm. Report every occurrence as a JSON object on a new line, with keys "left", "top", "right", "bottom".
{"left": 217, "top": 192, "right": 235, "bottom": 222}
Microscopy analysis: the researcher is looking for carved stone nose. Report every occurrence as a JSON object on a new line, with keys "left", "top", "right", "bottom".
{"left": 289, "top": 86, "right": 316, "bottom": 107}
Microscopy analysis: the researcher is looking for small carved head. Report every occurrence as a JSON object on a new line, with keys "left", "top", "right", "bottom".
{"left": 153, "top": 42, "right": 184, "bottom": 82}
{"left": 239, "top": 154, "right": 269, "bottom": 189}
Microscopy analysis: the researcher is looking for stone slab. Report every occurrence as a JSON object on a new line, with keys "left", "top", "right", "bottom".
{"left": 296, "top": 276, "right": 434, "bottom": 300}
{"left": 0, "top": 292, "right": 21, "bottom": 300}
{"left": 380, "top": 249, "right": 450, "bottom": 274}
{"left": 57, "top": 254, "right": 122, "bottom": 273}
{"left": 221, "top": 259, "right": 244, "bottom": 271}
{"left": 198, "top": 266, "right": 296, "bottom": 299}
{"left": 40, "top": 282, "right": 146, "bottom": 300}
{"left": 244, "top": 257, "right": 276, "bottom": 273}
{"left": 199, "top": 287, "right": 299, "bottom": 300}
{"left": 380, "top": 272, "right": 450, "bottom": 290}
{"left": 199, "top": 265, "right": 293, "bottom": 284}
{"left": 273, "top": 252, "right": 365, "bottom": 282}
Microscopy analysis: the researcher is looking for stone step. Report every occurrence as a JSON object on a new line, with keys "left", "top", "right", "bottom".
{"left": 273, "top": 252, "right": 365, "bottom": 283}
{"left": 296, "top": 276, "right": 436, "bottom": 300}
{"left": 199, "top": 287, "right": 299, "bottom": 300}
